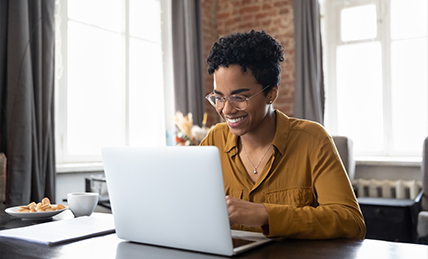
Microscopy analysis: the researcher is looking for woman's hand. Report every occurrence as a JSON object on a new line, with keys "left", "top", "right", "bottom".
{"left": 226, "top": 196, "right": 269, "bottom": 227}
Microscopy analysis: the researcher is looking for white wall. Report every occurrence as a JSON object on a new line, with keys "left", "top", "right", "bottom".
{"left": 355, "top": 164, "right": 421, "bottom": 182}
{"left": 56, "top": 163, "right": 422, "bottom": 204}
{"left": 56, "top": 171, "right": 105, "bottom": 204}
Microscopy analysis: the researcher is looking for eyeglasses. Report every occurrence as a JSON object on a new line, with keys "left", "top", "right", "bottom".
{"left": 205, "top": 85, "right": 270, "bottom": 111}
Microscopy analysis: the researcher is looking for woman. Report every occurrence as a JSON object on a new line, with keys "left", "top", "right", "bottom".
{"left": 200, "top": 30, "right": 366, "bottom": 239}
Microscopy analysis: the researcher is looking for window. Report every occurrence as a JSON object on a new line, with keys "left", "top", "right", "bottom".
{"left": 55, "top": 0, "right": 174, "bottom": 164}
{"left": 322, "top": 0, "right": 427, "bottom": 158}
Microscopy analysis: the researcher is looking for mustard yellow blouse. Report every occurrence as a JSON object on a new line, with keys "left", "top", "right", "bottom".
{"left": 200, "top": 110, "right": 366, "bottom": 239}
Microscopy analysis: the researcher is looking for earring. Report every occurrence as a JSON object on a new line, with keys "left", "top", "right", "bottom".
{"left": 269, "top": 101, "right": 273, "bottom": 104}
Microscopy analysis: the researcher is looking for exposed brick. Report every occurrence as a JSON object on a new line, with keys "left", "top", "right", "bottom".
{"left": 262, "top": 3, "right": 273, "bottom": 10}
{"left": 239, "top": 6, "right": 261, "bottom": 14}
{"left": 262, "top": 20, "right": 272, "bottom": 26}
{"left": 273, "top": 1, "right": 283, "bottom": 7}
{"left": 240, "top": 0, "right": 249, "bottom": 4}
{"left": 201, "top": 0, "right": 295, "bottom": 125}
{"left": 279, "top": 7, "right": 290, "bottom": 15}
{"left": 217, "top": 12, "right": 230, "bottom": 20}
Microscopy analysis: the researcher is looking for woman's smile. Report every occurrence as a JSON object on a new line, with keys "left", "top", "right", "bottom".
{"left": 225, "top": 115, "right": 247, "bottom": 128}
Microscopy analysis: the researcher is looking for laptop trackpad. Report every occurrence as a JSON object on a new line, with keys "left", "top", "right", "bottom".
{"left": 232, "top": 237, "right": 256, "bottom": 248}
{"left": 231, "top": 230, "right": 272, "bottom": 254}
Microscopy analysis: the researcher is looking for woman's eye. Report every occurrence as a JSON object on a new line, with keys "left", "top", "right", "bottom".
{"left": 230, "top": 95, "right": 245, "bottom": 102}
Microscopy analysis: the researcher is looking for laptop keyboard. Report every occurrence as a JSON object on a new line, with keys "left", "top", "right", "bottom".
{"left": 232, "top": 237, "right": 256, "bottom": 248}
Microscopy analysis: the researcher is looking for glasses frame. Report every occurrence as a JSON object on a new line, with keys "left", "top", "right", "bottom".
{"left": 205, "top": 85, "right": 270, "bottom": 111}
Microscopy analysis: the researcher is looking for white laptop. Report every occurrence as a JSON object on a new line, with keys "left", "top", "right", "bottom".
{"left": 101, "top": 146, "right": 272, "bottom": 256}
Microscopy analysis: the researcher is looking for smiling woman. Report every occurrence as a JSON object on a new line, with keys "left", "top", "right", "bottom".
{"left": 200, "top": 30, "right": 366, "bottom": 239}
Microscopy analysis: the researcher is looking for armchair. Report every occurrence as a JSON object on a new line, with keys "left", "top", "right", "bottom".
{"left": 417, "top": 137, "right": 428, "bottom": 243}
{"left": 332, "top": 136, "right": 355, "bottom": 182}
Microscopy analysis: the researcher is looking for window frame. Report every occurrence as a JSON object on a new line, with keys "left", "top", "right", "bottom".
{"left": 55, "top": 0, "right": 174, "bottom": 165}
{"left": 322, "top": 0, "right": 427, "bottom": 159}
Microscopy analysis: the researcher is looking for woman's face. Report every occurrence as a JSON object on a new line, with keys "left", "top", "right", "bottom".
{"left": 213, "top": 64, "right": 276, "bottom": 137}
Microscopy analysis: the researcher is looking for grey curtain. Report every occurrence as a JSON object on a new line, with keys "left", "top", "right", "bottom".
{"left": 0, "top": 0, "right": 56, "bottom": 205}
{"left": 293, "top": 0, "right": 325, "bottom": 125}
{"left": 172, "top": 0, "right": 204, "bottom": 127}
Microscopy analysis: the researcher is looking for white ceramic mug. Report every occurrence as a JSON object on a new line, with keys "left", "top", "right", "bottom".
{"left": 67, "top": 192, "right": 99, "bottom": 217}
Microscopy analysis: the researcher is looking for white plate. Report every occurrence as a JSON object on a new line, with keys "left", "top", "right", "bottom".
{"left": 5, "top": 205, "right": 68, "bottom": 219}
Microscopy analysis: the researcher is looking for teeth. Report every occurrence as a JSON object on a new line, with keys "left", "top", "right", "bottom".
{"left": 228, "top": 117, "right": 244, "bottom": 123}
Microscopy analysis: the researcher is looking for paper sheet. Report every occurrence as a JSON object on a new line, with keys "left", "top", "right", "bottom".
{"left": 0, "top": 213, "right": 115, "bottom": 245}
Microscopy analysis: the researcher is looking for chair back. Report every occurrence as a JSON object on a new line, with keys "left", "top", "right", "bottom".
{"left": 422, "top": 137, "right": 428, "bottom": 210}
{"left": 332, "top": 136, "right": 355, "bottom": 181}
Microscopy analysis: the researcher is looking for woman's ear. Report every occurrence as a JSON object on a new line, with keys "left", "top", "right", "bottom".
{"left": 269, "top": 85, "right": 279, "bottom": 104}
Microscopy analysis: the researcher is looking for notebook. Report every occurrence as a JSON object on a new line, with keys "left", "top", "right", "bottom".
{"left": 101, "top": 146, "right": 272, "bottom": 256}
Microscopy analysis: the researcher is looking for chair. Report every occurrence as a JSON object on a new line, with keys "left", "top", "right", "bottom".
{"left": 0, "top": 153, "right": 6, "bottom": 204}
{"left": 417, "top": 137, "right": 428, "bottom": 243}
{"left": 332, "top": 136, "right": 355, "bottom": 182}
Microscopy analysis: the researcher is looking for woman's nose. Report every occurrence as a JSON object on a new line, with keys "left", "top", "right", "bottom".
{"left": 222, "top": 98, "right": 237, "bottom": 114}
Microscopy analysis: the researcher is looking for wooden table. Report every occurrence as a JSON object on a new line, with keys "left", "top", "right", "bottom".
{"left": 1, "top": 204, "right": 427, "bottom": 259}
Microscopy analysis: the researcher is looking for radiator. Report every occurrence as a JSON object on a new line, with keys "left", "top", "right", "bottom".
{"left": 353, "top": 179, "right": 422, "bottom": 199}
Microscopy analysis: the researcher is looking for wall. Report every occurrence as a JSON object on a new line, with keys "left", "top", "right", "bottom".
{"left": 56, "top": 0, "right": 298, "bottom": 205}
{"left": 56, "top": 171, "right": 104, "bottom": 204}
{"left": 56, "top": 0, "right": 422, "bottom": 200}
{"left": 55, "top": 162, "right": 421, "bottom": 205}
{"left": 201, "top": 0, "right": 295, "bottom": 126}
{"left": 198, "top": 0, "right": 421, "bottom": 184}
{"left": 356, "top": 164, "right": 421, "bottom": 182}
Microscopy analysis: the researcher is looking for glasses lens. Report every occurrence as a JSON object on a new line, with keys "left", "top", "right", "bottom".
{"left": 207, "top": 94, "right": 224, "bottom": 109}
{"left": 206, "top": 94, "right": 247, "bottom": 110}
{"left": 229, "top": 95, "right": 246, "bottom": 110}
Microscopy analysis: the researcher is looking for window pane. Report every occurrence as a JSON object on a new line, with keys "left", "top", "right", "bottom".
{"left": 336, "top": 42, "right": 383, "bottom": 154}
{"left": 67, "top": 22, "right": 126, "bottom": 155}
{"left": 390, "top": 38, "right": 427, "bottom": 155}
{"left": 68, "top": 0, "right": 124, "bottom": 32}
{"left": 341, "top": 5, "right": 377, "bottom": 42}
{"left": 391, "top": 0, "right": 427, "bottom": 40}
{"left": 129, "top": 38, "right": 165, "bottom": 147}
{"left": 130, "top": 0, "right": 161, "bottom": 42}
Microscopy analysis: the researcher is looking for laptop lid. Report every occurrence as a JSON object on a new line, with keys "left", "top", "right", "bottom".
{"left": 102, "top": 146, "right": 271, "bottom": 256}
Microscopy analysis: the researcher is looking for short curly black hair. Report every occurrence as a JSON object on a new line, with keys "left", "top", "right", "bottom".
{"left": 207, "top": 30, "right": 284, "bottom": 95}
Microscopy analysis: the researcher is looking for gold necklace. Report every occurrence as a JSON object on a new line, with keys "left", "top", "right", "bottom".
{"left": 241, "top": 140, "right": 272, "bottom": 174}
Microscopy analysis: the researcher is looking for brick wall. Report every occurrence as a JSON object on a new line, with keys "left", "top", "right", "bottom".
{"left": 200, "top": 0, "right": 295, "bottom": 127}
